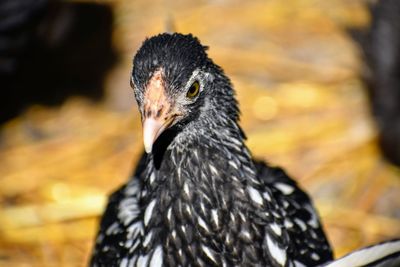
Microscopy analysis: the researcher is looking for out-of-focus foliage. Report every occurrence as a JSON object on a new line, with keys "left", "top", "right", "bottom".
{"left": 0, "top": 0, "right": 399, "bottom": 266}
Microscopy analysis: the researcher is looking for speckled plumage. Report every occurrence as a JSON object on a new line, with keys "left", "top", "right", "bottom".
{"left": 90, "top": 33, "right": 334, "bottom": 267}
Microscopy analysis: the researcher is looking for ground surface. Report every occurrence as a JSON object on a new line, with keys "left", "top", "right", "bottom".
{"left": 0, "top": 0, "right": 400, "bottom": 266}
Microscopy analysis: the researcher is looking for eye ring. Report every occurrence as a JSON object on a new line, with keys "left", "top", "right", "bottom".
{"left": 186, "top": 81, "right": 200, "bottom": 99}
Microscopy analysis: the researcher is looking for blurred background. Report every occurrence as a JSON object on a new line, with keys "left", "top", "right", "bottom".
{"left": 0, "top": 0, "right": 399, "bottom": 266}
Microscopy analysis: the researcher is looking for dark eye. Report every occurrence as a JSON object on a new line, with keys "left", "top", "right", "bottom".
{"left": 186, "top": 81, "right": 200, "bottom": 99}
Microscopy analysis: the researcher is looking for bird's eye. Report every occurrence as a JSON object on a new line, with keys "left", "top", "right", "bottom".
{"left": 186, "top": 81, "right": 200, "bottom": 99}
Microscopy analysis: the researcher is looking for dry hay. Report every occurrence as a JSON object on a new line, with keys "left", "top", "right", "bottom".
{"left": 0, "top": 0, "right": 399, "bottom": 266}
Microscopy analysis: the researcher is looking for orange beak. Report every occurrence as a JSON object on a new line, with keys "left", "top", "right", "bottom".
{"left": 142, "top": 69, "right": 177, "bottom": 153}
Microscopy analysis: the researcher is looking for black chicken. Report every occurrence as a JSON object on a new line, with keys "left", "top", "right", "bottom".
{"left": 91, "top": 33, "right": 400, "bottom": 267}
{"left": 355, "top": 0, "right": 400, "bottom": 166}
{"left": 90, "top": 33, "right": 332, "bottom": 267}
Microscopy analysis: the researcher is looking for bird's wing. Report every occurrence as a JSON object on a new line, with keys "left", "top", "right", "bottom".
{"left": 321, "top": 239, "right": 400, "bottom": 267}
{"left": 254, "top": 160, "right": 334, "bottom": 266}
{"left": 90, "top": 154, "right": 147, "bottom": 267}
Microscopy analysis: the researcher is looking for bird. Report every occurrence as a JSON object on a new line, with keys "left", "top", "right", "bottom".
{"left": 90, "top": 33, "right": 333, "bottom": 267}
{"left": 356, "top": 0, "right": 400, "bottom": 166}
{"left": 90, "top": 33, "right": 400, "bottom": 267}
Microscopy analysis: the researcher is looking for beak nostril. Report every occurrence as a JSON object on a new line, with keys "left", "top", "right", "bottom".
{"left": 144, "top": 108, "right": 151, "bottom": 118}
{"left": 156, "top": 107, "right": 163, "bottom": 118}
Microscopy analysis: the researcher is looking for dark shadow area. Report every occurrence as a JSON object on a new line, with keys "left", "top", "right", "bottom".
{"left": 152, "top": 127, "right": 180, "bottom": 170}
{"left": 0, "top": 0, "right": 118, "bottom": 123}
{"left": 349, "top": 0, "right": 400, "bottom": 166}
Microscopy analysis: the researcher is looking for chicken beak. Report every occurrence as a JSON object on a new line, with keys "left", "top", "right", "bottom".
{"left": 142, "top": 116, "right": 173, "bottom": 153}
{"left": 141, "top": 69, "right": 176, "bottom": 154}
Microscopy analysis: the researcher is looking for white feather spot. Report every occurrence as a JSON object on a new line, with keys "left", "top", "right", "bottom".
{"left": 106, "top": 222, "right": 119, "bottom": 235}
{"left": 149, "top": 245, "right": 163, "bottom": 267}
{"left": 231, "top": 175, "right": 240, "bottom": 182}
{"left": 125, "top": 238, "right": 133, "bottom": 248}
{"left": 247, "top": 186, "right": 263, "bottom": 205}
{"left": 243, "top": 165, "right": 256, "bottom": 176}
{"left": 136, "top": 254, "right": 149, "bottom": 267}
{"left": 229, "top": 160, "right": 239, "bottom": 169}
{"left": 274, "top": 182, "right": 295, "bottom": 195}
{"left": 311, "top": 253, "right": 320, "bottom": 261}
{"left": 209, "top": 164, "right": 218, "bottom": 175}
{"left": 241, "top": 230, "right": 251, "bottom": 240}
{"left": 231, "top": 137, "right": 242, "bottom": 146}
{"left": 200, "top": 201, "right": 206, "bottom": 215}
{"left": 119, "top": 197, "right": 140, "bottom": 226}
{"left": 185, "top": 204, "right": 192, "bottom": 216}
{"left": 149, "top": 172, "right": 156, "bottom": 184}
{"left": 181, "top": 225, "right": 187, "bottom": 235}
{"left": 225, "top": 233, "right": 231, "bottom": 244}
{"left": 295, "top": 218, "right": 307, "bottom": 231}
{"left": 120, "top": 257, "right": 128, "bottom": 267}
{"left": 127, "top": 221, "right": 143, "bottom": 239}
{"left": 266, "top": 234, "right": 287, "bottom": 266}
{"left": 310, "top": 230, "right": 317, "bottom": 239}
{"left": 211, "top": 209, "right": 219, "bottom": 228}
{"left": 198, "top": 217, "right": 209, "bottom": 232}
{"left": 183, "top": 182, "right": 190, "bottom": 196}
{"left": 308, "top": 218, "right": 319, "bottom": 229}
{"left": 125, "top": 180, "right": 140, "bottom": 195}
{"left": 144, "top": 199, "right": 157, "bottom": 226}
{"left": 283, "top": 200, "right": 289, "bottom": 208}
{"left": 263, "top": 191, "right": 272, "bottom": 201}
{"left": 177, "top": 167, "right": 181, "bottom": 183}
{"left": 270, "top": 222, "right": 282, "bottom": 236}
{"left": 201, "top": 245, "right": 218, "bottom": 263}
{"left": 239, "top": 212, "right": 247, "bottom": 222}
{"left": 167, "top": 207, "right": 172, "bottom": 222}
{"left": 284, "top": 219, "right": 294, "bottom": 228}
{"left": 230, "top": 212, "right": 236, "bottom": 222}
{"left": 127, "top": 257, "right": 135, "bottom": 267}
